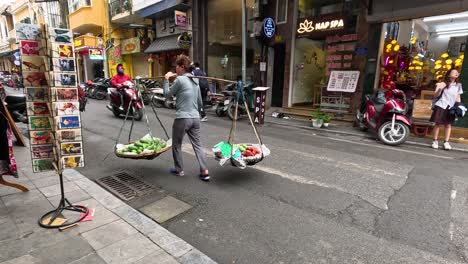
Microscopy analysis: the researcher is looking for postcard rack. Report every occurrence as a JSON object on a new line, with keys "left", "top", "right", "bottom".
{"left": 16, "top": 23, "right": 88, "bottom": 228}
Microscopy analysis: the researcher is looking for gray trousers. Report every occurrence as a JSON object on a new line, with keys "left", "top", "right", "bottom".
{"left": 172, "top": 118, "right": 208, "bottom": 172}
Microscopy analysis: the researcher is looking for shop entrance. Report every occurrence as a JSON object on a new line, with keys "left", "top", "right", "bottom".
{"left": 272, "top": 44, "right": 285, "bottom": 107}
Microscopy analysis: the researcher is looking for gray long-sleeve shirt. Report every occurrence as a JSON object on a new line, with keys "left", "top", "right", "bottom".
{"left": 163, "top": 73, "right": 203, "bottom": 119}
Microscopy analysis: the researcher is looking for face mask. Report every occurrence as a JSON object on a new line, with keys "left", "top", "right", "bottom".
{"left": 117, "top": 69, "right": 124, "bottom": 74}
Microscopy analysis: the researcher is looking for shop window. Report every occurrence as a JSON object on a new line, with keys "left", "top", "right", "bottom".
{"left": 276, "top": 0, "right": 287, "bottom": 24}
{"left": 19, "top": 18, "right": 31, "bottom": 24}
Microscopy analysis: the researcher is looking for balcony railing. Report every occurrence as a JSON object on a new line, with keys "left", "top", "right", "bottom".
{"left": 68, "top": 0, "right": 92, "bottom": 14}
{"left": 109, "top": 0, "right": 132, "bottom": 17}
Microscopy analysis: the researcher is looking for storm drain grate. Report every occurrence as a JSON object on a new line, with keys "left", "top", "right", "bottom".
{"left": 95, "top": 171, "right": 154, "bottom": 201}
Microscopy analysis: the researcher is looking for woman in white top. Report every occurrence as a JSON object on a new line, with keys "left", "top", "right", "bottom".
{"left": 430, "top": 69, "right": 463, "bottom": 150}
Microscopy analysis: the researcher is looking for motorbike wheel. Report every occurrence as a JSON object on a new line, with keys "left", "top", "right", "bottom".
{"left": 378, "top": 120, "right": 410, "bottom": 146}
{"left": 133, "top": 107, "right": 143, "bottom": 121}
{"left": 152, "top": 97, "right": 164, "bottom": 108}
{"left": 355, "top": 110, "right": 368, "bottom": 131}
{"left": 215, "top": 105, "right": 226, "bottom": 117}
{"left": 95, "top": 92, "right": 106, "bottom": 100}
{"left": 142, "top": 94, "right": 151, "bottom": 105}
{"left": 112, "top": 106, "right": 120, "bottom": 118}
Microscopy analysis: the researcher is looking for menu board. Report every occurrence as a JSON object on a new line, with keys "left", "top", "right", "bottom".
{"left": 18, "top": 24, "right": 85, "bottom": 173}
{"left": 327, "top": 71, "right": 360, "bottom": 93}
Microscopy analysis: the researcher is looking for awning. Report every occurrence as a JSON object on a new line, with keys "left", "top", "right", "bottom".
{"left": 144, "top": 35, "right": 185, "bottom": 53}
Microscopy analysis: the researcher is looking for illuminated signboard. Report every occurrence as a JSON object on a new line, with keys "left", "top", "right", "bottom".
{"left": 297, "top": 15, "right": 347, "bottom": 38}
{"left": 262, "top": 18, "right": 276, "bottom": 38}
{"left": 89, "top": 49, "right": 104, "bottom": 60}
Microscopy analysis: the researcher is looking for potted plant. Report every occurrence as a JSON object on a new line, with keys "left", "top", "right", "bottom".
{"left": 322, "top": 113, "right": 331, "bottom": 128}
{"left": 311, "top": 109, "right": 324, "bottom": 128}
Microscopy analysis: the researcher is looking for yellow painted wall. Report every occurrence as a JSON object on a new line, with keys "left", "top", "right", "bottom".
{"left": 69, "top": 0, "right": 107, "bottom": 34}
{"left": 14, "top": 7, "right": 30, "bottom": 24}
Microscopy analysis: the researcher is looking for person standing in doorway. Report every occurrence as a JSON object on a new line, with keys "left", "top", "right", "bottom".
{"left": 431, "top": 69, "right": 463, "bottom": 150}
{"left": 164, "top": 55, "right": 210, "bottom": 181}
{"left": 191, "top": 62, "right": 209, "bottom": 122}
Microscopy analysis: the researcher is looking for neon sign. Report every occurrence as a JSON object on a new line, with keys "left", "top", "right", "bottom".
{"left": 297, "top": 16, "right": 346, "bottom": 37}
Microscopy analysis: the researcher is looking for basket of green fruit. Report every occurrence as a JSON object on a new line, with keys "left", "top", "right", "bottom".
{"left": 115, "top": 135, "right": 172, "bottom": 160}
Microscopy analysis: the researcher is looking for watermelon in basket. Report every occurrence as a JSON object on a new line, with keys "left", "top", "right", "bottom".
{"left": 212, "top": 142, "right": 270, "bottom": 169}
{"left": 115, "top": 134, "right": 172, "bottom": 160}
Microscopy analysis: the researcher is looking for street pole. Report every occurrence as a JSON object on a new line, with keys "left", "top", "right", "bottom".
{"left": 241, "top": 0, "right": 246, "bottom": 84}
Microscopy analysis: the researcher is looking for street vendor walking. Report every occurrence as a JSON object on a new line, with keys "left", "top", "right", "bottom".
{"left": 164, "top": 55, "right": 210, "bottom": 181}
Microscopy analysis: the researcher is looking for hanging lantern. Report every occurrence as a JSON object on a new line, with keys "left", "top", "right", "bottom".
{"left": 435, "top": 60, "right": 442, "bottom": 64}
{"left": 415, "top": 66, "right": 422, "bottom": 70}
{"left": 393, "top": 45, "right": 400, "bottom": 51}
{"left": 391, "top": 40, "right": 397, "bottom": 45}
{"left": 386, "top": 44, "right": 392, "bottom": 49}
{"left": 447, "top": 65, "right": 452, "bottom": 70}
{"left": 389, "top": 60, "right": 394, "bottom": 64}
{"left": 434, "top": 64, "right": 442, "bottom": 70}
{"left": 446, "top": 59, "right": 453, "bottom": 64}
{"left": 409, "top": 66, "right": 415, "bottom": 70}
{"left": 456, "top": 59, "right": 462, "bottom": 64}
{"left": 460, "top": 54, "right": 465, "bottom": 59}
{"left": 411, "top": 37, "right": 417, "bottom": 44}
{"left": 441, "top": 53, "right": 449, "bottom": 58}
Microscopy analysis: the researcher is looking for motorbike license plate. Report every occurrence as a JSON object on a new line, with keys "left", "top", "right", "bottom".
{"left": 224, "top": 99, "right": 230, "bottom": 105}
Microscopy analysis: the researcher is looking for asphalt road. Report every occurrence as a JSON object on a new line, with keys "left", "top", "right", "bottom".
{"left": 78, "top": 99, "right": 468, "bottom": 264}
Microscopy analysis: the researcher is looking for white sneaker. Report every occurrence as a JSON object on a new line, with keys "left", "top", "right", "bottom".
{"left": 432, "top": 141, "right": 439, "bottom": 149}
{"left": 201, "top": 116, "right": 208, "bottom": 122}
{"left": 443, "top": 142, "right": 452, "bottom": 150}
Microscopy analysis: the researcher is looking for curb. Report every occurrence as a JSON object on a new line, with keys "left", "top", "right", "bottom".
{"left": 265, "top": 119, "right": 468, "bottom": 153}
{"left": 64, "top": 169, "right": 217, "bottom": 264}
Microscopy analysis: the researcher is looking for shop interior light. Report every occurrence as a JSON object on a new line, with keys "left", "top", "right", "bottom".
{"left": 423, "top": 12, "right": 468, "bottom": 22}
{"left": 436, "top": 29, "right": 468, "bottom": 36}
{"left": 430, "top": 58, "right": 435, "bottom": 62}
{"left": 437, "top": 32, "right": 468, "bottom": 38}
{"left": 417, "top": 53, "right": 425, "bottom": 57}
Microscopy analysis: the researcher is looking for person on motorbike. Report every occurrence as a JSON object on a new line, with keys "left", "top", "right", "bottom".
{"left": 111, "top": 64, "right": 132, "bottom": 111}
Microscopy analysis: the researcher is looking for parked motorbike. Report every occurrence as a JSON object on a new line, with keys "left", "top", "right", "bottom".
{"left": 92, "top": 78, "right": 110, "bottom": 100}
{"left": 227, "top": 82, "right": 255, "bottom": 121}
{"left": 356, "top": 89, "right": 411, "bottom": 146}
{"left": 150, "top": 87, "right": 176, "bottom": 109}
{"left": 1, "top": 83, "right": 27, "bottom": 123}
{"left": 106, "top": 81, "right": 143, "bottom": 121}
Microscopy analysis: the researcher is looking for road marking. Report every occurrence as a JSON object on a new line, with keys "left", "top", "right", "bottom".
{"left": 451, "top": 190, "right": 457, "bottom": 200}
{"left": 312, "top": 134, "right": 455, "bottom": 160}
{"left": 181, "top": 144, "right": 389, "bottom": 209}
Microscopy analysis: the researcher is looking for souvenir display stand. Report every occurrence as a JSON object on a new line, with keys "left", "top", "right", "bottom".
{"left": 16, "top": 23, "right": 88, "bottom": 228}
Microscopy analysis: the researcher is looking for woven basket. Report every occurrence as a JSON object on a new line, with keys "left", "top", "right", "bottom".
{"left": 115, "top": 141, "right": 171, "bottom": 160}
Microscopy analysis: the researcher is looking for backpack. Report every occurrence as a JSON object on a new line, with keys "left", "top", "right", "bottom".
{"left": 431, "top": 83, "right": 447, "bottom": 110}
{"left": 193, "top": 69, "right": 209, "bottom": 93}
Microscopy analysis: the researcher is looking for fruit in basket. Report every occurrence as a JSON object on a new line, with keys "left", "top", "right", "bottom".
{"left": 242, "top": 146, "right": 261, "bottom": 157}
{"left": 119, "top": 137, "right": 167, "bottom": 154}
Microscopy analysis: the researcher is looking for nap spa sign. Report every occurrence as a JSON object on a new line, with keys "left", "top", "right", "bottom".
{"left": 297, "top": 15, "right": 346, "bottom": 38}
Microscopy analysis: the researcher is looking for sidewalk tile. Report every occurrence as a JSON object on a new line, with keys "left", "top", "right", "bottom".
{"left": 178, "top": 249, "right": 216, "bottom": 264}
{"left": 140, "top": 196, "right": 192, "bottom": 223}
{"left": 74, "top": 178, "right": 126, "bottom": 210}
{"left": 97, "top": 233, "right": 160, "bottom": 264}
{"left": 7, "top": 201, "right": 54, "bottom": 235}
{"left": 112, "top": 205, "right": 160, "bottom": 235}
{"left": 1, "top": 189, "right": 46, "bottom": 208}
{"left": 31, "top": 175, "right": 68, "bottom": 189}
{"left": 63, "top": 169, "right": 86, "bottom": 181}
{"left": 21, "top": 169, "right": 57, "bottom": 181}
{"left": 30, "top": 236, "right": 94, "bottom": 264}
{"left": 47, "top": 189, "right": 91, "bottom": 207}
{"left": 147, "top": 228, "right": 193, "bottom": 258}
{"left": 68, "top": 253, "right": 106, "bottom": 264}
{"left": 0, "top": 217, "right": 20, "bottom": 242}
{"left": 0, "top": 255, "right": 40, "bottom": 264}
{"left": 81, "top": 219, "right": 138, "bottom": 250}
{"left": 38, "top": 181, "right": 80, "bottom": 198}
{"left": 133, "top": 248, "right": 179, "bottom": 264}
{"left": 66, "top": 198, "right": 119, "bottom": 234}
{"left": 0, "top": 228, "right": 70, "bottom": 263}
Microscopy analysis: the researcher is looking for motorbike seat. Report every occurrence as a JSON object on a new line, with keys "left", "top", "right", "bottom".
{"left": 374, "top": 103, "right": 385, "bottom": 114}
{"left": 108, "top": 88, "right": 118, "bottom": 95}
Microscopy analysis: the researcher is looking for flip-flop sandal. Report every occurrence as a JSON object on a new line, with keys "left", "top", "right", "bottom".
{"left": 170, "top": 168, "right": 185, "bottom": 177}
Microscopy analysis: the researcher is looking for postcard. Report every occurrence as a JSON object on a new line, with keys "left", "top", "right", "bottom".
{"left": 61, "top": 155, "right": 84, "bottom": 169}
{"left": 30, "top": 131, "right": 54, "bottom": 145}
{"left": 15, "top": 23, "right": 42, "bottom": 41}
{"left": 52, "top": 58, "right": 75, "bottom": 72}
{"left": 23, "top": 71, "right": 48, "bottom": 87}
{"left": 57, "top": 115, "right": 80, "bottom": 129}
{"left": 21, "top": 56, "right": 48, "bottom": 72}
{"left": 20, "top": 40, "right": 45, "bottom": 56}
{"left": 26, "top": 87, "right": 49, "bottom": 102}
{"left": 52, "top": 88, "right": 78, "bottom": 101}
{"left": 57, "top": 129, "right": 82, "bottom": 142}
{"left": 60, "top": 141, "right": 83, "bottom": 156}
{"left": 32, "top": 158, "right": 55, "bottom": 173}
{"left": 54, "top": 73, "right": 77, "bottom": 87}
{"left": 31, "top": 144, "right": 55, "bottom": 159}
{"left": 53, "top": 102, "right": 80, "bottom": 116}
{"left": 48, "top": 27, "right": 73, "bottom": 44}
{"left": 27, "top": 102, "right": 50, "bottom": 116}
{"left": 50, "top": 43, "right": 74, "bottom": 58}
{"left": 29, "top": 116, "right": 52, "bottom": 130}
